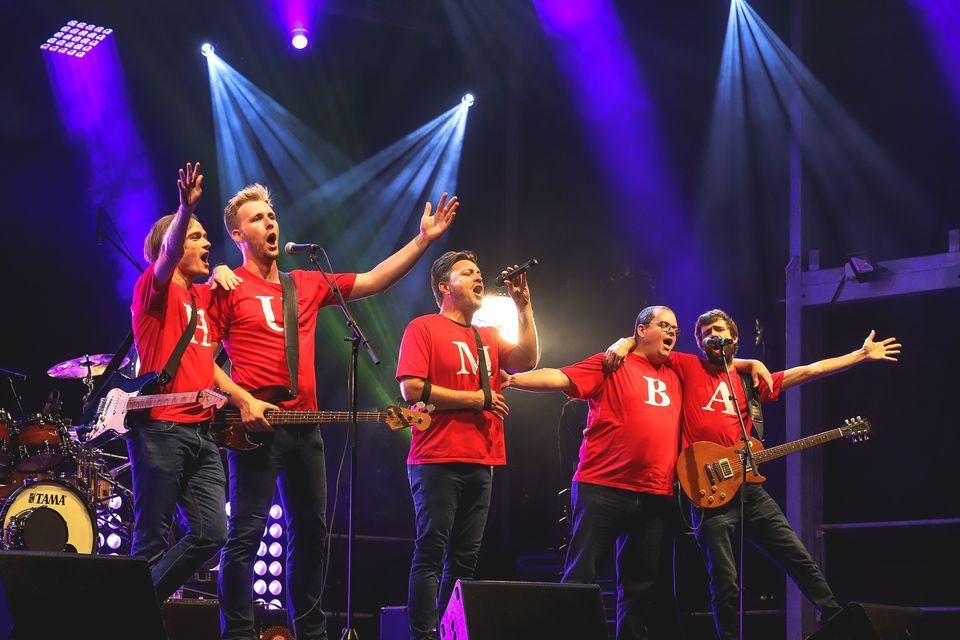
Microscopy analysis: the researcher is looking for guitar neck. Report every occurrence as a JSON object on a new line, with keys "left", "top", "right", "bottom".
{"left": 753, "top": 428, "right": 844, "bottom": 464}
{"left": 126, "top": 392, "right": 199, "bottom": 411}
{"left": 219, "top": 410, "right": 388, "bottom": 425}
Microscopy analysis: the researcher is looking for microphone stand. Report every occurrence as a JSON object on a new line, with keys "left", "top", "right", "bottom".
{"left": 720, "top": 343, "right": 757, "bottom": 640}
{"left": 306, "top": 247, "right": 379, "bottom": 640}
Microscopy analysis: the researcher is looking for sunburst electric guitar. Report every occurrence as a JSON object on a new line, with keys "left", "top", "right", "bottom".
{"left": 676, "top": 416, "right": 871, "bottom": 508}
{"left": 210, "top": 385, "right": 432, "bottom": 451}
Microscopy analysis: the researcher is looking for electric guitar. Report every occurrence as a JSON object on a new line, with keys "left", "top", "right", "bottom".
{"left": 210, "top": 385, "right": 432, "bottom": 451}
{"left": 85, "top": 371, "right": 230, "bottom": 444}
{"left": 676, "top": 416, "right": 871, "bottom": 509}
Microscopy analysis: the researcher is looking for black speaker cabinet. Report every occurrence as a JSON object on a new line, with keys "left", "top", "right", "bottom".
{"left": 0, "top": 551, "right": 166, "bottom": 639}
{"left": 438, "top": 580, "right": 607, "bottom": 640}
{"left": 805, "top": 602, "right": 927, "bottom": 640}
{"left": 162, "top": 599, "right": 220, "bottom": 640}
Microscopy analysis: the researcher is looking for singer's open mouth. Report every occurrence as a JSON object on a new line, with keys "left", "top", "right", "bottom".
{"left": 663, "top": 337, "right": 674, "bottom": 348}
{"left": 200, "top": 252, "right": 210, "bottom": 265}
{"left": 472, "top": 283, "right": 483, "bottom": 295}
{"left": 266, "top": 232, "right": 278, "bottom": 247}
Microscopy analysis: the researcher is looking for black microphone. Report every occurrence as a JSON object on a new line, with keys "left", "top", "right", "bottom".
{"left": 284, "top": 242, "right": 321, "bottom": 255}
{"left": 495, "top": 258, "right": 539, "bottom": 287}
{"left": 704, "top": 337, "right": 734, "bottom": 347}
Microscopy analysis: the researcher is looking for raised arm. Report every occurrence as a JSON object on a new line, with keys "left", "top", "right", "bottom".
{"left": 154, "top": 162, "right": 203, "bottom": 287}
{"left": 501, "top": 266, "right": 539, "bottom": 372}
{"left": 399, "top": 376, "right": 509, "bottom": 419}
{"left": 348, "top": 193, "right": 459, "bottom": 300}
{"left": 780, "top": 330, "right": 901, "bottom": 390}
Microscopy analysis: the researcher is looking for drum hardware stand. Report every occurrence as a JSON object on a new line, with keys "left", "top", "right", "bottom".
{"left": 81, "top": 357, "right": 96, "bottom": 406}
{"left": 0, "top": 368, "right": 28, "bottom": 418}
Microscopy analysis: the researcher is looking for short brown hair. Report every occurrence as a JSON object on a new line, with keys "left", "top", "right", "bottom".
{"left": 694, "top": 309, "right": 739, "bottom": 348}
{"left": 224, "top": 183, "right": 272, "bottom": 233}
{"left": 430, "top": 250, "right": 478, "bottom": 307}
{"left": 143, "top": 212, "right": 197, "bottom": 263}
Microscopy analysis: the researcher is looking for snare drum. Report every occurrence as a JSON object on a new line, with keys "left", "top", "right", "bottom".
{"left": 0, "top": 409, "right": 17, "bottom": 469}
{"left": 16, "top": 415, "right": 69, "bottom": 472}
{"left": 1, "top": 479, "right": 97, "bottom": 553}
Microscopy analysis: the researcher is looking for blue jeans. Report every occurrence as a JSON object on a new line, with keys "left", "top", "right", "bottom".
{"left": 218, "top": 425, "right": 328, "bottom": 640}
{"left": 693, "top": 484, "right": 842, "bottom": 640}
{"left": 407, "top": 463, "right": 492, "bottom": 640}
{"left": 562, "top": 481, "right": 675, "bottom": 640}
{"left": 126, "top": 419, "right": 227, "bottom": 603}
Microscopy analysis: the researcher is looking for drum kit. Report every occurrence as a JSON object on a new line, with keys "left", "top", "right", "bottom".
{"left": 0, "top": 354, "right": 134, "bottom": 555}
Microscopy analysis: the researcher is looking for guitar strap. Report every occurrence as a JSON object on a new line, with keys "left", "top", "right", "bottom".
{"left": 471, "top": 326, "right": 492, "bottom": 411}
{"left": 279, "top": 272, "right": 299, "bottom": 399}
{"left": 738, "top": 371, "right": 764, "bottom": 442}
{"left": 158, "top": 294, "right": 198, "bottom": 386}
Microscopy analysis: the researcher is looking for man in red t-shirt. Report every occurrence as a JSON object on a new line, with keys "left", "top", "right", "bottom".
{"left": 606, "top": 309, "right": 901, "bottom": 639}
{"left": 128, "top": 162, "right": 229, "bottom": 603}
{"left": 502, "top": 305, "right": 682, "bottom": 640}
{"left": 397, "top": 250, "right": 539, "bottom": 640}
{"left": 673, "top": 310, "right": 899, "bottom": 639}
{"left": 215, "top": 184, "right": 459, "bottom": 640}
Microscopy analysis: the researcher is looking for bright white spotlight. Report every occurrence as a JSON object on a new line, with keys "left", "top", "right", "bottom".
{"left": 473, "top": 295, "right": 519, "bottom": 344}
{"left": 291, "top": 28, "right": 309, "bottom": 50}
{"left": 461, "top": 93, "right": 475, "bottom": 107}
{"left": 201, "top": 42, "right": 214, "bottom": 57}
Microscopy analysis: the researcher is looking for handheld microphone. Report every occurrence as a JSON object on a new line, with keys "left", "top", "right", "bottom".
{"left": 495, "top": 258, "right": 539, "bottom": 287}
{"left": 704, "top": 337, "right": 734, "bottom": 347}
{"left": 284, "top": 242, "right": 321, "bottom": 255}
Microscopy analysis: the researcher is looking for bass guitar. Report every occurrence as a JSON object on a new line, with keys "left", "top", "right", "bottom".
{"left": 85, "top": 371, "right": 229, "bottom": 444}
{"left": 211, "top": 385, "right": 431, "bottom": 451}
{"left": 676, "top": 416, "right": 871, "bottom": 508}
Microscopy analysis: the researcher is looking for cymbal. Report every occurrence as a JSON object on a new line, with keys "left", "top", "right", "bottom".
{"left": 47, "top": 354, "right": 130, "bottom": 379}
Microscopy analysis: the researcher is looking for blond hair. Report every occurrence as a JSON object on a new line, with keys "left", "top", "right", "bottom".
{"left": 143, "top": 212, "right": 197, "bottom": 263}
{"left": 223, "top": 183, "right": 272, "bottom": 232}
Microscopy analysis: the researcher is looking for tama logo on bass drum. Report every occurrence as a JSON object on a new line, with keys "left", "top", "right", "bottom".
{"left": 26, "top": 492, "right": 66, "bottom": 506}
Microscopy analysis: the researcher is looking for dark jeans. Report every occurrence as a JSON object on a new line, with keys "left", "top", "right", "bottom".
{"left": 407, "top": 463, "right": 493, "bottom": 640}
{"left": 562, "top": 481, "right": 676, "bottom": 640}
{"left": 126, "top": 419, "right": 227, "bottom": 603}
{"left": 218, "top": 425, "right": 328, "bottom": 640}
{"left": 692, "top": 484, "right": 842, "bottom": 640}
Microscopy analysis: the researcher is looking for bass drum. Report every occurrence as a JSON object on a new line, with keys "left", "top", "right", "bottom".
{"left": 1, "top": 479, "right": 97, "bottom": 553}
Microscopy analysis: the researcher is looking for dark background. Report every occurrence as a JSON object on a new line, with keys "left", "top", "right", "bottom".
{"left": 1, "top": 0, "right": 957, "bottom": 637}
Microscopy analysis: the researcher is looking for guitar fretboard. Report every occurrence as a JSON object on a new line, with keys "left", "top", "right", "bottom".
{"left": 100, "top": 392, "right": 200, "bottom": 412}
{"left": 214, "top": 411, "right": 388, "bottom": 425}
{"left": 753, "top": 429, "right": 844, "bottom": 464}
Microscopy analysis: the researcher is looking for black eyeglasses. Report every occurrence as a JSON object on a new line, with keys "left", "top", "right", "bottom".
{"left": 646, "top": 321, "right": 680, "bottom": 336}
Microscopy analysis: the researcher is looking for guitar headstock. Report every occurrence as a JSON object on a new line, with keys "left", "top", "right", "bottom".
{"left": 385, "top": 405, "right": 432, "bottom": 432}
{"left": 840, "top": 416, "right": 871, "bottom": 443}
{"left": 199, "top": 388, "right": 231, "bottom": 410}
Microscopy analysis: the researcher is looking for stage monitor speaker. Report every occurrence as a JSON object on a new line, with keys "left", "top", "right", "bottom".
{"left": 805, "top": 602, "right": 927, "bottom": 640}
{"left": 0, "top": 551, "right": 166, "bottom": 640}
{"left": 439, "top": 580, "right": 607, "bottom": 640}
{"left": 163, "top": 599, "right": 220, "bottom": 640}
{"left": 380, "top": 605, "right": 409, "bottom": 640}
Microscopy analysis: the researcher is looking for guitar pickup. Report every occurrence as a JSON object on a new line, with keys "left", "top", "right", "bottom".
{"left": 715, "top": 458, "right": 735, "bottom": 480}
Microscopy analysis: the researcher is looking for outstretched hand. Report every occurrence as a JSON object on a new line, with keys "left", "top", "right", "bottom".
{"left": 862, "top": 330, "right": 901, "bottom": 362}
{"left": 420, "top": 192, "right": 459, "bottom": 242}
{"left": 178, "top": 162, "right": 203, "bottom": 212}
{"left": 208, "top": 264, "right": 244, "bottom": 292}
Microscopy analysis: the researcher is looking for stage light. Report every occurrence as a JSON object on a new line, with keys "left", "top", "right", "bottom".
{"left": 201, "top": 42, "right": 215, "bottom": 57}
{"left": 269, "top": 504, "right": 283, "bottom": 519}
{"left": 269, "top": 523, "right": 283, "bottom": 538}
{"left": 254, "top": 579, "right": 267, "bottom": 595}
{"left": 106, "top": 533, "right": 122, "bottom": 549}
{"left": 225, "top": 501, "right": 231, "bottom": 516}
{"left": 269, "top": 561, "right": 283, "bottom": 576}
{"left": 269, "top": 599, "right": 283, "bottom": 610}
{"left": 254, "top": 560, "right": 267, "bottom": 576}
{"left": 109, "top": 496, "right": 122, "bottom": 510}
{"left": 461, "top": 93, "right": 475, "bottom": 107}
{"left": 291, "top": 28, "right": 309, "bottom": 50}
{"left": 269, "top": 542, "right": 283, "bottom": 557}
{"left": 847, "top": 253, "right": 883, "bottom": 282}
{"left": 269, "top": 580, "right": 283, "bottom": 596}
{"left": 258, "top": 542, "right": 267, "bottom": 557}
{"left": 41, "top": 20, "right": 111, "bottom": 57}
{"left": 473, "top": 295, "right": 520, "bottom": 344}
{"left": 98, "top": 533, "right": 104, "bottom": 548}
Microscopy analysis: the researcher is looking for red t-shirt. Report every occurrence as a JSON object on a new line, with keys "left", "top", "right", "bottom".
{"left": 216, "top": 266, "right": 356, "bottom": 411}
{"left": 666, "top": 351, "right": 783, "bottom": 448}
{"left": 131, "top": 263, "right": 221, "bottom": 423}
{"left": 396, "top": 314, "right": 515, "bottom": 465}
{"left": 560, "top": 353, "right": 682, "bottom": 495}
